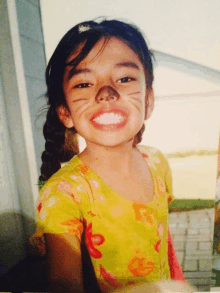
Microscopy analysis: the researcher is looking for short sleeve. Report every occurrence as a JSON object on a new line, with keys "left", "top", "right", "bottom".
{"left": 138, "top": 145, "right": 175, "bottom": 205}
{"left": 30, "top": 178, "right": 84, "bottom": 254}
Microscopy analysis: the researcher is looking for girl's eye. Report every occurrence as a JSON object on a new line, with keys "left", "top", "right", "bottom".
{"left": 74, "top": 83, "right": 92, "bottom": 88}
{"left": 118, "top": 77, "right": 135, "bottom": 83}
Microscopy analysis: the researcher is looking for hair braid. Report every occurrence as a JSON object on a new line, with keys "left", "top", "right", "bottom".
{"left": 39, "top": 106, "right": 66, "bottom": 181}
{"left": 62, "top": 128, "right": 79, "bottom": 162}
{"left": 133, "top": 124, "right": 145, "bottom": 146}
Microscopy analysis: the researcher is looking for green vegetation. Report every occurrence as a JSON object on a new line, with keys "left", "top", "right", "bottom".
{"left": 38, "top": 180, "right": 45, "bottom": 191}
{"left": 169, "top": 199, "right": 214, "bottom": 213}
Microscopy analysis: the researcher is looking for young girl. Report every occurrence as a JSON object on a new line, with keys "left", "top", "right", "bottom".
{"left": 30, "top": 19, "right": 176, "bottom": 292}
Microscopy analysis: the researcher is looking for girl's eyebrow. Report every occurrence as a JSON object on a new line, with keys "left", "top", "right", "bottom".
{"left": 68, "top": 68, "right": 91, "bottom": 80}
{"left": 67, "top": 61, "right": 140, "bottom": 80}
{"left": 115, "top": 62, "right": 140, "bottom": 70}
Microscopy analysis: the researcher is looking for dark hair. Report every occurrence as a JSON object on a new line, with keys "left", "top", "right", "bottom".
{"left": 40, "top": 19, "right": 154, "bottom": 182}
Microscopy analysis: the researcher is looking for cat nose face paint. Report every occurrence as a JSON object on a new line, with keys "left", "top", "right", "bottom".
{"left": 95, "top": 85, "right": 120, "bottom": 103}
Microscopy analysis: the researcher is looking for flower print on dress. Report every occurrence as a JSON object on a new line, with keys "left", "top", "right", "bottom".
{"left": 87, "top": 211, "right": 101, "bottom": 219}
{"left": 141, "top": 152, "right": 149, "bottom": 159}
{"left": 60, "top": 218, "right": 83, "bottom": 240}
{"left": 158, "top": 221, "right": 163, "bottom": 239}
{"left": 98, "top": 195, "right": 107, "bottom": 203}
{"left": 149, "top": 147, "right": 157, "bottom": 154}
{"left": 37, "top": 203, "right": 48, "bottom": 222}
{"left": 37, "top": 202, "right": 43, "bottom": 212}
{"left": 70, "top": 175, "right": 78, "bottom": 181}
{"left": 132, "top": 202, "right": 156, "bottom": 225}
{"left": 38, "top": 210, "right": 48, "bottom": 221}
{"left": 57, "top": 180, "right": 82, "bottom": 204}
{"left": 154, "top": 221, "right": 163, "bottom": 253}
{"left": 141, "top": 152, "right": 156, "bottom": 169}
{"left": 77, "top": 184, "right": 83, "bottom": 192}
{"left": 37, "top": 188, "right": 50, "bottom": 214}
{"left": 37, "top": 196, "right": 56, "bottom": 223}
{"left": 157, "top": 176, "right": 166, "bottom": 195}
{"left": 41, "top": 187, "right": 50, "bottom": 199}
{"left": 154, "top": 240, "right": 161, "bottom": 253}
{"left": 154, "top": 157, "right": 160, "bottom": 164}
{"left": 87, "top": 211, "right": 97, "bottom": 217}
{"left": 45, "top": 196, "right": 57, "bottom": 207}
{"left": 78, "top": 163, "right": 89, "bottom": 175}
{"left": 90, "top": 180, "right": 99, "bottom": 188}
{"left": 85, "top": 221, "right": 105, "bottom": 258}
{"left": 127, "top": 250, "right": 155, "bottom": 276}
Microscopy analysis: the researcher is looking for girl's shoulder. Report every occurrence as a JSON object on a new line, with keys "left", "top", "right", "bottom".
{"left": 137, "top": 145, "right": 170, "bottom": 173}
{"left": 137, "top": 145, "right": 160, "bottom": 155}
{"left": 38, "top": 155, "right": 84, "bottom": 192}
{"left": 137, "top": 145, "right": 167, "bottom": 161}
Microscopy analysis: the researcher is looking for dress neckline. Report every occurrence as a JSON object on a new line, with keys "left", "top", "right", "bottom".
{"left": 73, "top": 146, "right": 157, "bottom": 205}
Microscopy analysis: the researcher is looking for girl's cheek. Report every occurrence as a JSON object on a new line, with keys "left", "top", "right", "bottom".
{"left": 72, "top": 101, "right": 92, "bottom": 118}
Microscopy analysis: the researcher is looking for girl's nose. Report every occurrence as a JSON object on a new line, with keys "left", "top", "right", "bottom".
{"left": 95, "top": 85, "right": 120, "bottom": 103}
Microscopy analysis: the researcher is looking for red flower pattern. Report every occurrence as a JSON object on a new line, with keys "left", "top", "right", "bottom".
{"left": 141, "top": 152, "right": 148, "bottom": 159}
{"left": 85, "top": 222, "right": 105, "bottom": 258}
{"left": 154, "top": 222, "right": 163, "bottom": 252}
{"left": 60, "top": 218, "right": 83, "bottom": 239}
{"left": 154, "top": 240, "right": 161, "bottom": 252}
{"left": 37, "top": 202, "right": 42, "bottom": 212}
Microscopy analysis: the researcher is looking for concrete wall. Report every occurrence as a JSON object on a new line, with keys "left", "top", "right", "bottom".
{"left": 16, "top": 0, "right": 47, "bottom": 172}
{"left": 0, "top": 0, "right": 46, "bottom": 275}
{"left": 0, "top": 72, "right": 26, "bottom": 276}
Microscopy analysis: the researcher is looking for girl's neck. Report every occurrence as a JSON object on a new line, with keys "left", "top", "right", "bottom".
{"left": 78, "top": 140, "right": 139, "bottom": 176}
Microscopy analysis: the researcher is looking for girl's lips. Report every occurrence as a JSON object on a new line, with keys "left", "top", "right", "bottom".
{"left": 90, "top": 108, "right": 128, "bottom": 131}
{"left": 90, "top": 108, "right": 127, "bottom": 121}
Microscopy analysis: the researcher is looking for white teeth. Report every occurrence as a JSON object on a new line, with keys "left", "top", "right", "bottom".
{"left": 93, "top": 113, "right": 124, "bottom": 125}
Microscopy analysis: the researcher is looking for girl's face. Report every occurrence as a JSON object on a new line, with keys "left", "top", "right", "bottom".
{"left": 58, "top": 37, "right": 154, "bottom": 149}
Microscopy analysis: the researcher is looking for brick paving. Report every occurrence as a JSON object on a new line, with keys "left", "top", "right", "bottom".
{"left": 169, "top": 208, "right": 214, "bottom": 292}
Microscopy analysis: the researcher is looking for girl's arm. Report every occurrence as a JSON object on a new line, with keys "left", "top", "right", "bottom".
{"left": 45, "top": 233, "right": 84, "bottom": 292}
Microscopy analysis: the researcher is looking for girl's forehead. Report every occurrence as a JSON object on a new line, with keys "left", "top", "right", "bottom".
{"left": 67, "top": 37, "right": 143, "bottom": 69}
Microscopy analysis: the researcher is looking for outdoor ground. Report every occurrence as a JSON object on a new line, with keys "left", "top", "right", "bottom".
{"left": 169, "top": 208, "right": 214, "bottom": 292}
{"left": 168, "top": 153, "right": 217, "bottom": 292}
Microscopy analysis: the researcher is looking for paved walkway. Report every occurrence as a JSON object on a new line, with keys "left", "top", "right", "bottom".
{"left": 169, "top": 208, "right": 214, "bottom": 292}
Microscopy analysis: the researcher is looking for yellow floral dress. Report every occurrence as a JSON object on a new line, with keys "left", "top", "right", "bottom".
{"left": 30, "top": 145, "right": 174, "bottom": 292}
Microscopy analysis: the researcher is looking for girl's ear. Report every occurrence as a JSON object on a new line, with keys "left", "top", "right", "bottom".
{"left": 145, "top": 88, "right": 155, "bottom": 120}
{"left": 56, "top": 105, "right": 74, "bottom": 128}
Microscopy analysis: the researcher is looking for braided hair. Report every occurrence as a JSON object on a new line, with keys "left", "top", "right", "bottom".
{"left": 40, "top": 19, "right": 154, "bottom": 182}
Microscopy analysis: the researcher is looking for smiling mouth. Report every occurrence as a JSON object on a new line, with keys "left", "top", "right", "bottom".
{"left": 90, "top": 109, "right": 127, "bottom": 130}
{"left": 92, "top": 112, "right": 125, "bottom": 125}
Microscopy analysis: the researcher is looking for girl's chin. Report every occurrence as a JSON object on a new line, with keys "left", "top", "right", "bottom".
{"left": 86, "top": 136, "right": 135, "bottom": 148}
